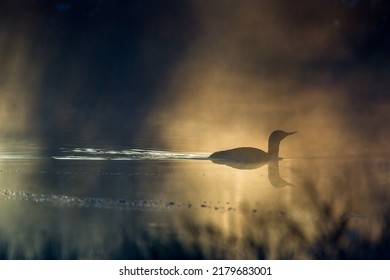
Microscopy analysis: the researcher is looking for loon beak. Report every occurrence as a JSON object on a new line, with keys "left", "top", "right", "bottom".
{"left": 287, "top": 131, "right": 297, "bottom": 135}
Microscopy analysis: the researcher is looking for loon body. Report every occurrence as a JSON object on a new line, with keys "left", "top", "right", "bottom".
{"left": 209, "top": 130, "right": 296, "bottom": 170}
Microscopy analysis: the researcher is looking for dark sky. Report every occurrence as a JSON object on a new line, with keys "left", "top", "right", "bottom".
{"left": 0, "top": 0, "right": 389, "bottom": 154}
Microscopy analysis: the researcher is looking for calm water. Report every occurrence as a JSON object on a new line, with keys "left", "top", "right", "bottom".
{"left": 1, "top": 0, "right": 389, "bottom": 261}
{"left": 0, "top": 142, "right": 389, "bottom": 259}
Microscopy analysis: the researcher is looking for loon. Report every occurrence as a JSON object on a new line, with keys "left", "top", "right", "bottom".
{"left": 209, "top": 130, "right": 297, "bottom": 170}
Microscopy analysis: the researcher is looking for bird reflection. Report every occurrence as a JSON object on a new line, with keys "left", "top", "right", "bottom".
{"left": 209, "top": 130, "right": 296, "bottom": 187}
{"left": 267, "top": 159, "right": 294, "bottom": 188}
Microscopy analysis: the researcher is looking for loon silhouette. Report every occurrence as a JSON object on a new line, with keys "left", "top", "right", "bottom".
{"left": 209, "top": 130, "right": 297, "bottom": 170}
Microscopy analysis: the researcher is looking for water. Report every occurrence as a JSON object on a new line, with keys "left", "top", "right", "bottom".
{"left": 53, "top": 147, "right": 211, "bottom": 161}
{"left": 0, "top": 142, "right": 389, "bottom": 259}
{"left": 1, "top": 0, "right": 389, "bottom": 261}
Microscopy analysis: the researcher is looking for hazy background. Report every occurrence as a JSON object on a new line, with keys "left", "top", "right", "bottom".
{"left": 0, "top": 0, "right": 390, "bottom": 259}
{"left": 0, "top": 0, "right": 389, "bottom": 156}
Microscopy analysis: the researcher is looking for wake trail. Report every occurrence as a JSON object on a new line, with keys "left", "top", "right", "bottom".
{"left": 53, "top": 148, "right": 211, "bottom": 161}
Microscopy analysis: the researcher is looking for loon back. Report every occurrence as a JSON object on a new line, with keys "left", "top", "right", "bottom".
{"left": 209, "top": 147, "right": 271, "bottom": 170}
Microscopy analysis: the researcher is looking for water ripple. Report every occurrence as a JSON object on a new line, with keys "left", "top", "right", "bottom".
{"left": 53, "top": 148, "right": 211, "bottom": 161}
{"left": 1, "top": 189, "right": 238, "bottom": 212}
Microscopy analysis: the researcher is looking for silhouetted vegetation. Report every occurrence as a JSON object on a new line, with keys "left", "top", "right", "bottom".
{"left": 1, "top": 165, "right": 389, "bottom": 260}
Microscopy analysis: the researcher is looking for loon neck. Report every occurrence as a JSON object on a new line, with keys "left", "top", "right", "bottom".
{"left": 268, "top": 139, "right": 281, "bottom": 158}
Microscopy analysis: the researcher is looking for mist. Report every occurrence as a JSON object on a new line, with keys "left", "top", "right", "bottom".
{"left": 0, "top": 0, "right": 389, "bottom": 260}
{"left": 145, "top": 0, "right": 390, "bottom": 159}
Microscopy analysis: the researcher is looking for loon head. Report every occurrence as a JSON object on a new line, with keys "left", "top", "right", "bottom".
{"left": 268, "top": 130, "right": 297, "bottom": 157}
{"left": 269, "top": 130, "right": 297, "bottom": 142}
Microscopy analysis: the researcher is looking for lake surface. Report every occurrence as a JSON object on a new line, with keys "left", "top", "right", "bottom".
{"left": 1, "top": 142, "right": 389, "bottom": 259}
{"left": 1, "top": 0, "right": 389, "bottom": 261}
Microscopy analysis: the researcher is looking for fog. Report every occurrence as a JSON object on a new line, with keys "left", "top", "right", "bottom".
{"left": 0, "top": 0, "right": 389, "bottom": 259}
{"left": 146, "top": 0, "right": 389, "bottom": 158}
